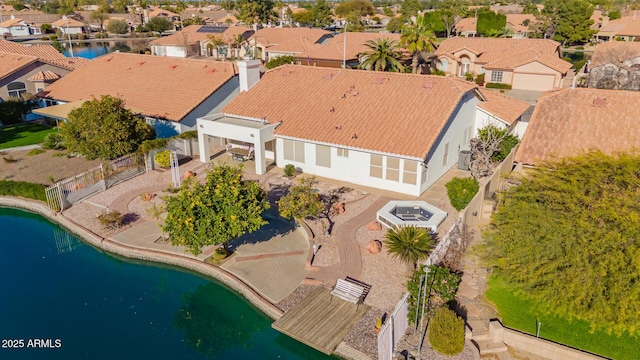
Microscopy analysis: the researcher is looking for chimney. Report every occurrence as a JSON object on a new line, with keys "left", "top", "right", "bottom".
{"left": 237, "top": 58, "right": 261, "bottom": 92}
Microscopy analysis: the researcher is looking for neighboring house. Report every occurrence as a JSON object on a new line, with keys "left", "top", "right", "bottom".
{"left": 197, "top": 64, "right": 526, "bottom": 196}
{"left": 590, "top": 9, "right": 608, "bottom": 32}
{"left": 0, "top": 40, "right": 87, "bottom": 101}
{"left": 213, "top": 14, "right": 240, "bottom": 26}
{"left": 505, "top": 14, "right": 536, "bottom": 39}
{"left": 250, "top": 27, "right": 332, "bottom": 62}
{"left": 51, "top": 17, "right": 85, "bottom": 34}
{"left": 151, "top": 25, "right": 253, "bottom": 58}
{"left": 433, "top": 37, "right": 572, "bottom": 91}
{"left": 294, "top": 32, "right": 402, "bottom": 68}
{"left": 595, "top": 14, "right": 640, "bottom": 42}
{"left": 145, "top": 7, "right": 181, "bottom": 23}
{"left": 476, "top": 89, "right": 532, "bottom": 138}
{"left": 0, "top": 15, "right": 41, "bottom": 36}
{"left": 587, "top": 41, "right": 640, "bottom": 90}
{"left": 455, "top": 17, "right": 478, "bottom": 37}
{"left": 515, "top": 88, "right": 640, "bottom": 166}
{"left": 37, "top": 53, "right": 241, "bottom": 138}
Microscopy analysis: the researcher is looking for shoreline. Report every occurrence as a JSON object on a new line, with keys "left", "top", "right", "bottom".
{"left": 0, "top": 196, "right": 370, "bottom": 359}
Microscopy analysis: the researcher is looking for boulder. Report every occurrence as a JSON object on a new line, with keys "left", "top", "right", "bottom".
{"left": 367, "top": 240, "right": 382, "bottom": 254}
{"left": 183, "top": 171, "right": 195, "bottom": 179}
{"left": 334, "top": 202, "right": 345, "bottom": 214}
{"left": 367, "top": 221, "right": 382, "bottom": 231}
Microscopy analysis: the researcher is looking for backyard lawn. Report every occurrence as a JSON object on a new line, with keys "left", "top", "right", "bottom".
{"left": 486, "top": 274, "right": 638, "bottom": 360}
{"left": 0, "top": 123, "right": 57, "bottom": 149}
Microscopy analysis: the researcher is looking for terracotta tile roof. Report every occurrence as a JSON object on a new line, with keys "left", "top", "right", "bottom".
{"left": 0, "top": 17, "right": 25, "bottom": 28}
{"left": 28, "top": 70, "right": 61, "bottom": 82}
{"left": 251, "top": 28, "right": 331, "bottom": 48}
{"left": 294, "top": 32, "right": 402, "bottom": 61}
{"left": 147, "top": 7, "right": 180, "bottom": 18}
{"left": 515, "top": 88, "right": 640, "bottom": 165}
{"left": 215, "top": 14, "right": 239, "bottom": 24}
{"left": 150, "top": 25, "right": 253, "bottom": 46}
{"left": 477, "top": 89, "right": 531, "bottom": 125}
{"left": 222, "top": 65, "right": 478, "bottom": 159}
{"left": 51, "top": 18, "right": 85, "bottom": 28}
{"left": 590, "top": 41, "right": 640, "bottom": 67}
{"left": 455, "top": 17, "right": 477, "bottom": 32}
{"left": 505, "top": 14, "right": 537, "bottom": 33}
{"left": 599, "top": 15, "right": 640, "bottom": 37}
{"left": 435, "top": 37, "right": 561, "bottom": 65}
{"left": 0, "top": 52, "right": 36, "bottom": 80}
{"left": 484, "top": 49, "right": 571, "bottom": 73}
{"left": 39, "top": 53, "right": 237, "bottom": 122}
{"left": 0, "top": 40, "right": 87, "bottom": 70}
{"left": 265, "top": 36, "right": 323, "bottom": 54}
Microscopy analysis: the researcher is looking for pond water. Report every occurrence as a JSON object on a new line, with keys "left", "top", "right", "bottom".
{"left": 62, "top": 40, "right": 151, "bottom": 59}
{"left": 0, "top": 207, "right": 333, "bottom": 360}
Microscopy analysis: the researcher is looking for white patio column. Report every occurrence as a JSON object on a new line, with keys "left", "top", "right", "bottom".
{"left": 198, "top": 130, "right": 210, "bottom": 163}
{"left": 254, "top": 139, "right": 266, "bottom": 175}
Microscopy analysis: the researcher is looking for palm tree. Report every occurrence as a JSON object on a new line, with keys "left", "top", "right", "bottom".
{"left": 207, "top": 35, "right": 226, "bottom": 58}
{"left": 400, "top": 14, "right": 438, "bottom": 74}
{"left": 232, "top": 33, "right": 246, "bottom": 58}
{"left": 384, "top": 225, "right": 435, "bottom": 270}
{"left": 359, "top": 38, "right": 405, "bottom": 72}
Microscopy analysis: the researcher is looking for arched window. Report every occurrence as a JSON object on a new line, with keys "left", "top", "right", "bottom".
{"left": 7, "top": 82, "right": 26, "bottom": 98}
{"left": 459, "top": 57, "right": 471, "bottom": 77}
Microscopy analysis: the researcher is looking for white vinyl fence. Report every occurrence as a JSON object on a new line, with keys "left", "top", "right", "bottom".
{"left": 378, "top": 292, "right": 410, "bottom": 360}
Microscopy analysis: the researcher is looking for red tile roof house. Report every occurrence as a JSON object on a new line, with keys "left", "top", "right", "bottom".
{"left": 515, "top": 88, "right": 640, "bottom": 167}
{"left": 0, "top": 15, "right": 41, "bottom": 36}
{"left": 433, "top": 37, "right": 572, "bottom": 92}
{"left": 150, "top": 25, "right": 254, "bottom": 58}
{"left": 37, "top": 53, "right": 243, "bottom": 138}
{"left": 196, "top": 63, "right": 529, "bottom": 195}
{"left": 0, "top": 40, "right": 87, "bottom": 101}
{"left": 249, "top": 27, "right": 333, "bottom": 62}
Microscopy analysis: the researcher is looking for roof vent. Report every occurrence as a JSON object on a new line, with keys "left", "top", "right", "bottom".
{"left": 324, "top": 73, "right": 334, "bottom": 80}
{"left": 423, "top": 81, "right": 434, "bottom": 89}
{"left": 374, "top": 77, "right": 388, "bottom": 84}
{"left": 335, "top": 125, "right": 342, "bottom": 130}
{"left": 592, "top": 98, "right": 607, "bottom": 107}
{"left": 105, "top": 57, "right": 112, "bottom": 62}
{"left": 137, "top": 61, "right": 145, "bottom": 66}
{"left": 208, "top": 69, "right": 216, "bottom": 74}
{"left": 169, "top": 65, "right": 178, "bottom": 69}
{"left": 330, "top": 106, "right": 335, "bottom": 112}
{"left": 282, "top": 70, "right": 292, "bottom": 76}
{"left": 351, "top": 133, "right": 358, "bottom": 139}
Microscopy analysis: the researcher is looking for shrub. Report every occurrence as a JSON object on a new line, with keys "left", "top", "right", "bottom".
{"left": 213, "top": 247, "right": 228, "bottom": 262}
{"left": 41, "top": 132, "right": 65, "bottom": 150}
{"left": 95, "top": 33, "right": 102, "bottom": 39}
{"left": 431, "top": 68, "right": 446, "bottom": 76}
{"left": 265, "top": 55, "right": 296, "bottom": 70}
{"left": 139, "top": 138, "right": 169, "bottom": 154}
{"left": 51, "top": 152, "right": 66, "bottom": 157}
{"left": 284, "top": 164, "right": 296, "bottom": 177}
{"left": 40, "top": 36, "right": 49, "bottom": 41}
{"left": 485, "top": 82, "right": 512, "bottom": 90}
{"left": 572, "top": 59, "right": 587, "bottom": 71}
{"left": 154, "top": 150, "right": 171, "bottom": 168}
{"left": 97, "top": 211, "right": 124, "bottom": 230}
{"left": 475, "top": 73, "right": 485, "bottom": 85}
{"left": 0, "top": 180, "right": 47, "bottom": 201}
{"left": 478, "top": 125, "right": 519, "bottom": 161}
{"left": 48, "top": 34, "right": 58, "bottom": 41}
{"left": 428, "top": 307, "right": 465, "bottom": 355}
{"left": 176, "top": 130, "right": 198, "bottom": 139}
{"left": 27, "top": 149, "right": 45, "bottom": 156}
{"left": 464, "top": 72, "right": 474, "bottom": 81}
{"left": 445, "top": 177, "right": 479, "bottom": 211}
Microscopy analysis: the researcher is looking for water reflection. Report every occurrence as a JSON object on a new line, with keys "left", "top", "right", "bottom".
{"left": 63, "top": 39, "right": 151, "bottom": 59}
{"left": 53, "top": 227, "right": 83, "bottom": 254}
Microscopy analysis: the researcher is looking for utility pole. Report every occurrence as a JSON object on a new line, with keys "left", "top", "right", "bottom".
{"left": 66, "top": 18, "right": 74, "bottom": 57}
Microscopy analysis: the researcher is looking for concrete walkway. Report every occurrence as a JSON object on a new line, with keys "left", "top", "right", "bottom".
{"left": 1, "top": 144, "right": 42, "bottom": 153}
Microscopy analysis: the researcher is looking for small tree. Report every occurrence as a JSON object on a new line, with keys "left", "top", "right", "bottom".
{"left": 428, "top": 307, "right": 465, "bottom": 355}
{"left": 445, "top": 177, "right": 479, "bottom": 211}
{"left": 384, "top": 225, "right": 435, "bottom": 270}
{"left": 277, "top": 177, "right": 324, "bottom": 220}
{"left": 476, "top": 9, "right": 506, "bottom": 37}
{"left": 106, "top": 19, "right": 129, "bottom": 34}
{"left": 91, "top": 10, "right": 110, "bottom": 31}
{"left": 470, "top": 125, "right": 518, "bottom": 179}
{"left": 145, "top": 17, "right": 173, "bottom": 33}
{"left": 163, "top": 164, "right": 270, "bottom": 255}
{"left": 407, "top": 265, "right": 461, "bottom": 324}
{"left": 60, "top": 95, "right": 155, "bottom": 160}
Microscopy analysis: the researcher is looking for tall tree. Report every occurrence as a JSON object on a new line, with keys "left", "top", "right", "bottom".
{"left": 486, "top": 150, "right": 640, "bottom": 336}
{"left": 60, "top": 96, "right": 155, "bottom": 160}
{"left": 237, "top": 0, "right": 276, "bottom": 25}
{"left": 384, "top": 225, "right": 435, "bottom": 270}
{"left": 541, "top": 0, "right": 595, "bottom": 44}
{"left": 90, "top": 10, "right": 109, "bottom": 31}
{"left": 163, "top": 164, "right": 270, "bottom": 256}
{"left": 277, "top": 177, "right": 324, "bottom": 220}
{"left": 400, "top": 0, "right": 422, "bottom": 18}
{"left": 106, "top": 19, "right": 129, "bottom": 34}
{"left": 401, "top": 14, "right": 438, "bottom": 74}
{"left": 345, "top": 11, "right": 365, "bottom": 32}
{"left": 310, "top": 0, "right": 332, "bottom": 28}
{"left": 359, "top": 38, "right": 405, "bottom": 72}
{"left": 477, "top": 9, "right": 507, "bottom": 37}
{"left": 291, "top": 9, "right": 312, "bottom": 25}
{"left": 334, "top": 0, "right": 374, "bottom": 17}
{"left": 145, "top": 16, "right": 173, "bottom": 32}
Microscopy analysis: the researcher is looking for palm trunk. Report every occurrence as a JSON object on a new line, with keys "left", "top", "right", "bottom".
{"left": 412, "top": 52, "right": 419, "bottom": 74}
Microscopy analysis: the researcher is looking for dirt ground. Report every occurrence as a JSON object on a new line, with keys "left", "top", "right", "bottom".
{"left": 0, "top": 149, "right": 102, "bottom": 185}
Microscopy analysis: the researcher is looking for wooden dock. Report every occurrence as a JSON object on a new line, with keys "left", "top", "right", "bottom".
{"left": 272, "top": 286, "right": 370, "bottom": 355}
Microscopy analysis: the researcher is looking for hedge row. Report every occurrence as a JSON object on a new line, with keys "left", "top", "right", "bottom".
{"left": 486, "top": 82, "right": 512, "bottom": 90}
{"left": 0, "top": 180, "right": 47, "bottom": 202}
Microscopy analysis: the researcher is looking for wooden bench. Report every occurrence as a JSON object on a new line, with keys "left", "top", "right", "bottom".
{"left": 330, "top": 278, "right": 365, "bottom": 308}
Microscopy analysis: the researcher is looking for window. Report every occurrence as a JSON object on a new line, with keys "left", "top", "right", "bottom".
{"left": 283, "top": 139, "right": 305, "bottom": 163}
{"left": 440, "top": 59, "right": 448, "bottom": 72}
{"left": 337, "top": 148, "right": 349, "bottom": 158}
{"left": 386, "top": 157, "right": 400, "bottom": 182}
{"left": 459, "top": 57, "right": 470, "bottom": 77}
{"left": 315, "top": 144, "right": 331, "bottom": 168}
{"left": 443, "top": 142, "right": 449, "bottom": 166}
{"left": 490, "top": 71, "right": 503, "bottom": 83}
{"left": 370, "top": 154, "right": 383, "bottom": 178}
{"left": 403, "top": 160, "right": 417, "bottom": 185}
{"left": 7, "top": 82, "right": 26, "bottom": 98}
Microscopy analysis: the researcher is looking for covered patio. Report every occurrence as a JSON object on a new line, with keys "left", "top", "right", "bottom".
{"left": 197, "top": 114, "right": 279, "bottom": 175}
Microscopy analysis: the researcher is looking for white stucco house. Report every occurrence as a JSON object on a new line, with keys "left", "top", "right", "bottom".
{"left": 0, "top": 16, "right": 41, "bottom": 36}
{"left": 198, "top": 63, "right": 529, "bottom": 196}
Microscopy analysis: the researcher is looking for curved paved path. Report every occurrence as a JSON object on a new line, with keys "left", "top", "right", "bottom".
{"left": 314, "top": 196, "right": 390, "bottom": 285}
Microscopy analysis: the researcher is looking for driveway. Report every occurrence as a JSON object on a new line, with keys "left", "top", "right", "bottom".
{"left": 505, "top": 89, "right": 543, "bottom": 105}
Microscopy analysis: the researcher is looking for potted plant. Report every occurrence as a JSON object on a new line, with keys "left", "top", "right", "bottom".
{"left": 374, "top": 317, "right": 383, "bottom": 334}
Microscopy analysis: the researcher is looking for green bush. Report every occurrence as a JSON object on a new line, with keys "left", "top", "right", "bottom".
{"left": 0, "top": 180, "right": 47, "bottom": 201}
{"left": 284, "top": 164, "right": 296, "bottom": 177}
{"left": 176, "top": 130, "right": 197, "bottom": 139}
{"left": 572, "top": 59, "right": 587, "bottom": 71}
{"left": 40, "top": 36, "right": 49, "bottom": 41}
{"left": 95, "top": 33, "right": 102, "bottom": 39}
{"left": 478, "top": 125, "right": 519, "bottom": 161}
{"left": 428, "top": 307, "right": 465, "bottom": 355}
{"left": 445, "top": 177, "right": 479, "bottom": 211}
{"left": 213, "top": 247, "right": 228, "bottom": 261}
{"left": 265, "top": 55, "right": 296, "bottom": 70}
{"left": 139, "top": 138, "right": 169, "bottom": 154}
{"left": 48, "top": 34, "right": 58, "bottom": 41}
{"left": 41, "top": 132, "right": 65, "bottom": 150}
{"left": 407, "top": 265, "right": 462, "bottom": 324}
{"left": 27, "top": 149, "right": 45, "bottom": 156}
{"left": 431, "top": 68, "right": 446, "bottom": 76}
{"left": 154, "top": 150, "right": 171, "bottom": 168}
{"left": 475, "top": 73, "right": 485, "bottom": 85}
{"left": 97, "top": 211, "right": 124, "bottom": 230}
{"left": 486, "top": 82, "right": 512, "bottom": 90}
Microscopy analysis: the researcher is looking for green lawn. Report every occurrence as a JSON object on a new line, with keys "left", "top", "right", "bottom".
{"left": 486, "top": 274, "right": 638, "bottom": 360}
{"left": 0, "top": 123, "right": 57, "bottom": 149}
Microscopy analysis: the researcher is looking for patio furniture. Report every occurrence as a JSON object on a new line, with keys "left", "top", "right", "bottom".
{"left": 330, "top": 278, "right": 365, "bottom": 309}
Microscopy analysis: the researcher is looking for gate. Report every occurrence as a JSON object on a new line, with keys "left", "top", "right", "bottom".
{"left": 378, "top": 292, "right": 410, "bottom": 360}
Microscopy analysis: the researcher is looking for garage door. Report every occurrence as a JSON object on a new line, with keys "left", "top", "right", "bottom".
{"left": 512, "top": 73, "right": 555, "bottom": 91}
